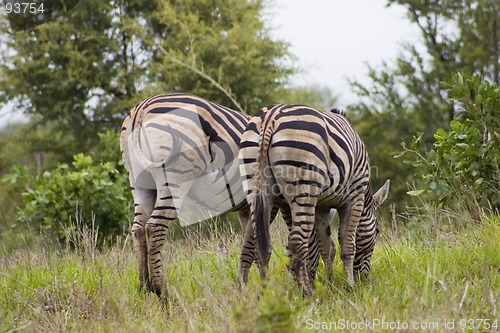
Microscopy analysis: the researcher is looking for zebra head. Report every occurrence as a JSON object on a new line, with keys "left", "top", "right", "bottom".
{"left": 353, "top": 179, "right": 390, "bottom": 279}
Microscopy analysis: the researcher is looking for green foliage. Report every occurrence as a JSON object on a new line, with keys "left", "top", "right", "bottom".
{"left": 394, "top": 74, "right": 500, "bottom": 215}
{"left": 350, "top": 0, "right": 500, "bottom": 209}
{"left": 89, "top": 129, "right": 125, "bottom": 165}
{"left": 255, "top": 290, "right": 297, "bottom": 333}
{"left": 0, "top": 0, "right": 130, "bottom": 159}
{"left": 144, "top": 0, "right": 295, "bottom": 114}
{"left": 0, "top": 124, "right": 36, "bottom": 229}
{"left": 0, "top": 122, "right": 65, "bottom": 244}
{"left": 4, "top": 131, "right": 131, "bottom": 243}
{"left": 0, "top": 0, "right": 295, "bottom": 159}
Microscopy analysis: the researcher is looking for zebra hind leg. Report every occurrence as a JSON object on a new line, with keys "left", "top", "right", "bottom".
{"left": 236, "top": 219, "right": 256, "bottom": 287}
{"left": 283, "top": 207, "right": 321, "bottom": 286}
{"left": 235, "top": 207, "right": 251, "bottom": 287}
{"left": 236, "top": 206, "right": 279, "bottom": 288}
{"left": 287, "top": 201, "right": 316, "bottom": 297}
{"left": 145, "top": 187, "right": 178, "bottom": 302}
{"left": 131, "top": 188, "right": 156, "bottom": 293}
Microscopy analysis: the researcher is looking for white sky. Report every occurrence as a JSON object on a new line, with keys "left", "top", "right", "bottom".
{"left": 269, "top": 0, "right": 421, "bottom": 105}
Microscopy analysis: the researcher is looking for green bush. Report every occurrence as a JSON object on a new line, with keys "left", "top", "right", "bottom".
{"left": 394, "top": 73, "right": 499, "bottom": 217}
{"left": 3, "top": 131, "right": 132, "bottom": 244}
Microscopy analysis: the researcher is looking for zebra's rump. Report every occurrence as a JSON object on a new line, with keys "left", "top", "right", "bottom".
{"left": 120, "top": 93, "right": 251, "bottom": 223}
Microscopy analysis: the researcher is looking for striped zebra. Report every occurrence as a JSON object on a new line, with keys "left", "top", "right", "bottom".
{"left": 120, "top": 93, "right": 251, "bottom": 300}
{"left": 120, "top": 94, "right": 332, "bottom": 300}
{"left": 238, "top": 104, "right": 390, "bottom": 297}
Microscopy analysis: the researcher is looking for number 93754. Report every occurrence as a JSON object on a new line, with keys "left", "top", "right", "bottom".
{"left": 5, "top": 2, "right": 45, "bottom": 14}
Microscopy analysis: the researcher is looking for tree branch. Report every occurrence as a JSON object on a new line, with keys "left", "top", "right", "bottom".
{"left": 156, "top": 44, "right": 245, "bottom": 113}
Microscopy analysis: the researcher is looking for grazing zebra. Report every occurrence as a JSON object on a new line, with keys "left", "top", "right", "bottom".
{"left": 120, "top": 93, "right": 252, "bottom": 300}
{"left": 120, "top": 94, "right": 331, "bottom": 301}
{"left": 238, "top": 104, "right": 390, "bottom": 297}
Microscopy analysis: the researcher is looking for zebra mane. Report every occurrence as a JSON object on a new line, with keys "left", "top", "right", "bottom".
{"left": 330, "top": 108, "right": 347, "bottom": 117}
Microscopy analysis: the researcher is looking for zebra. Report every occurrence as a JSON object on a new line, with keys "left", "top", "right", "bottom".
{"left": 120, "top": 93, "right": 252, "bottom": 301}
{"left": 238, "top": 104, "right": 390, "bottom": 297}
{"left": 120, "top": 94, "right": 332, "bottom": 301}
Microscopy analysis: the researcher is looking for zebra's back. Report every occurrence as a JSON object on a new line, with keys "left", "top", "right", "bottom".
{"left": 240, "top": 104, "right": 368, "bottom": 207}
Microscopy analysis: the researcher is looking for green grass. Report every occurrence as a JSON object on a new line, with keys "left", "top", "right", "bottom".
{"left": 1, "top": 214, "right": 499, "bottom": 332}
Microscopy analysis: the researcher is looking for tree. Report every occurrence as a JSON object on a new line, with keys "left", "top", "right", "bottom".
{"left": 0, "top": 0, "right": 295, "bottom": 162}
{"left": 3, "top": 130, "right": 131, "bottom": 245}
{"left": 142, "top": 0, "right": 294, "bottom": 113}
{"left": 348, "top": 0, "right": 500, "bottom": 208}
{"left": 395, "top": 73, "right": 500, "bottom": 219}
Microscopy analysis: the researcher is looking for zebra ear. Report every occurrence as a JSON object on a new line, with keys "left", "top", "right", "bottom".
{"left": 373, "top": 179, "right": 390, "bottom": 208}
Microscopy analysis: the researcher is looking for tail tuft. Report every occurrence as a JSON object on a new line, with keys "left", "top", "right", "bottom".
{"left": 254, "top": 188, "right": 271, "bottom": 274}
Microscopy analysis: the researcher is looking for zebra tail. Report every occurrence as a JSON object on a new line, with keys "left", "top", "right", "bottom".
{"left": 253, "top": 189, "right": 270, "bottom": 275}
{"left": 120, "top": 114, "right": 133, "bottom": 173}
{"left": 253, "top": 118, "right": 275, "bottom": 277}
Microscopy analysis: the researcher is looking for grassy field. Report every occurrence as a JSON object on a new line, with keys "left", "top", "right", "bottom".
{"left": 1, "top": 212, "right": 499, "bottom": 333}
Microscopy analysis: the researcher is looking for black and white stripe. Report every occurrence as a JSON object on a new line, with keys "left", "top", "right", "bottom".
{"left": 121, "top": 94, "right": 331, "bottom": 300}
{"left": 120, "top": 93, "right": 251, "bottom": 300}
{"left": 238, "top": 104, "right": 389, "bottom": 296}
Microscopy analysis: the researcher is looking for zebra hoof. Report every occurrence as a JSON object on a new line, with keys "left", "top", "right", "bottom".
{"left": 235, "top": 275, "right": 247, "bottom": 289}
{"left": 302, "top": 285, "right": 314, "bottom": 298}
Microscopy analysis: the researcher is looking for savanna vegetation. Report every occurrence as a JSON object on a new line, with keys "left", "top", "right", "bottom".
{"left": 1, "top": 212, "right": 499, "bottom": 332}
{"left": 0, "top": 0, "right": 498, "bottom": 332}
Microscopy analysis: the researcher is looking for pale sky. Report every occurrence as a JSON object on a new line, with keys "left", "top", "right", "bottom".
{"left": 269, "top": 0, "right": 421, "bottom": 105}
{"left": 1, "top": 0, "right": 422, "bottom": 126}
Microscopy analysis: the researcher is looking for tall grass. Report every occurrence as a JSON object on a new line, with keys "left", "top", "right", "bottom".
{"left": 1, "top": 211, "right": 499, "bottom": 332}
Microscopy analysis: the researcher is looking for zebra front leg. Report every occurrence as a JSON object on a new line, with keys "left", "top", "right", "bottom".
{"left": 314, "top": 208, "right": 336, "bottom": 283}
{"left": 131, "top": 188, "right": 155, "bottom": 292}
{"left": 338, "top": 199, "right": 364, "bottom": 288}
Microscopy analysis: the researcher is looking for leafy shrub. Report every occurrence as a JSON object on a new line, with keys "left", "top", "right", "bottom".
{"left": 4, "top": 130, "right": 132, "bottom": 243}
{"left": 394, "top": 73, "right": 499, "bottom": 217}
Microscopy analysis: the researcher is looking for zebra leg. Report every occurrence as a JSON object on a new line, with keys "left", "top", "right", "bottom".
{"left": 236, "top": 206, "right": 279, "bottom": 287}
{"left": 131, "top": 187, "right": 156, "bottom": 292}
{"left": 145, "top": 186, "right": 178, "bottom": 301}
{"left": 236, "top": 219, "right": 256, "bottom": 287}
{"left": 338, "top": 199, "right": 364, "bottom": 287}
{"left": 306, "top": 231, "right": 321, "bottom": 285}
{"left": 314, "top": 208, "right": 336, "bottom": 283}
{"left": 287, "top": 201, "right": 316, "bottom": 297}
{"left": 353, "top": 220, "right": 377, "bottom": 281}
{"left": 282, "top": 207, "right": 321, "bottom": 285}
